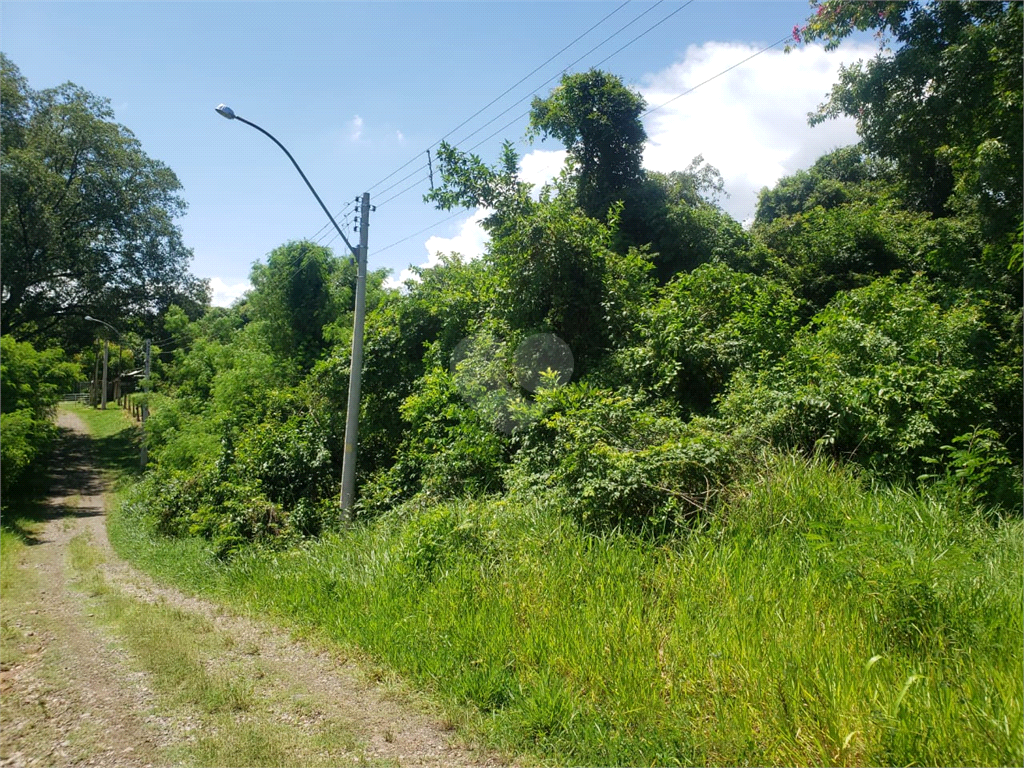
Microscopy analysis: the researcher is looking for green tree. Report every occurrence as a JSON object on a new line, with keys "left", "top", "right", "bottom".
{"left": 528, "top": 70, "right": 647, "bottom": 220}
{"left": 360, "top": 253, "right": 495, "bottom": 476}
{"left": 754, "top": 145, "right": 896, "bottom": 225}
{"left": 620, "top": 161, "right": 748, "bottom": 282}
{"left": 721, "top": 275, "right": 1022, "bottom": 493}
{"left": 486, "top": 195, "right": 621, "bottom": 374}
{"left": 797, "top": 2, "right": 1023, "bottom": 263}
{"left": 423, "top": 140, "right": 534, "bottom": 235}
{"left": 755, "top": 199, "right": 930, "bottom": 310}
{"left": 0, "top": 55, "right": 209, "bottom": 349}
{"left": 245, "top": 240, "right": 351, "bottom": 370}
{"left": 0, "top": 336, "right": 78, "bottom": 504}
{"left": 611, "top": 263, "right": 805, "bottom": 415}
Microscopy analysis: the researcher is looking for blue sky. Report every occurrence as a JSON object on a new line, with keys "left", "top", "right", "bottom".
{"left": 2, "top": 1, "right": 876, "bottom": 305}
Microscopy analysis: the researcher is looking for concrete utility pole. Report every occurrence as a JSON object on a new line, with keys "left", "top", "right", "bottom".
{"left": 340, "top": 193, "right": 370, "bottom": 515}
{"left": 214, "top": 104, "right": 370, "bottom": 517}
{"left": 85, "top": 316, "right": 121, "bottom": 410}
{"left": 101, "top": 339, "right": 109, "bottom": 410}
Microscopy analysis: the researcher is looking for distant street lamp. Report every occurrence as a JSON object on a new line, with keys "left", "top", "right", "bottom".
{"left": 86, "top": 315, "right": 151, "bottom": 467}
{"left": 215, "top": 104, "right": 369, "bottom": 516}
{"left": 85, "top": 315, "right": 121, "bottom": 409}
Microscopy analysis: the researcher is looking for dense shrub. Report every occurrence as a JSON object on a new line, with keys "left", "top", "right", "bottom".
{"left": 358, "top": 363, "right": 511, "bottom": 517}
{"left": 755, "top": 200, "right": 929, "bottom": 309}
{"left": 0, "top": 335, "right": 78, "bottom": 503}
{"left": 721, "top": 275, "right": 1022, "bottom": 507}
{"left": 510, "top": 383, "right": 739, "bottom": 532}
{"left": 608, "top": 262, "right": 805, "bottom": 413}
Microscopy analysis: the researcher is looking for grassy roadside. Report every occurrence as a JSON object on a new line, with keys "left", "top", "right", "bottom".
{"left": 64, "top": 529, "right": 368, "bottom": 767}
{"left": 0, "top": 416, "right": 62, "bottom": 679}
{"left": 101, "top": 428, "right": 1024, "bottom": 767}
{"left": 49, "top": 403, "right": 379, "bottom": 766}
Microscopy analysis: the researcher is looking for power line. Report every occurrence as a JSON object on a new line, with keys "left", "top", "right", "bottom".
{"left": 324, "top": 27, "right": 793, "bottom": 257}
{"left": 390, "top": 0, "right": 673, "bottom": 193}
{"left": 368, "top": 0, "right": 634, "bottom": 194}
{"left": 355, "top": 30, "right": 801, "bottom": 258}
{"left": 374, "top": 210, "right": 469, "bottom": 256}
{"left": 641, "top": 34, "right": 791, "bottom": 118}
{"left": 371, "top": 0, "right": 694, "bottom": 212}
{"left": 375, "top": 173, "right": 433, "bottom": 209}
{"left": 308, "top": 0, "right": 635, "bottom": 244}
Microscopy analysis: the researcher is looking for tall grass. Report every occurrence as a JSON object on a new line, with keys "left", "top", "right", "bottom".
{"left": 108, "top": 452, "right": 1023, "bottom": 766}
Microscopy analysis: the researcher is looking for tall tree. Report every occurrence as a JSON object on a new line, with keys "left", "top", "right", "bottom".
{"left": 245, "top": 241, "right": 351, "bottom": 370}
{"left": 0, "top": 54, "right": 208, "bottom": 349}
{"left": 528, "top": 69, "right": 647, "bottom": 219}
{"left": 797, "top": 2, "right": 1023, "bottom": 260}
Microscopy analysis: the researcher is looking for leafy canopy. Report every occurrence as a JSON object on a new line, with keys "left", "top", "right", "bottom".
{"left": 0, "top": 54, "right": 208, "bottom": 350}
{"left": 528, "top": 69, "right": 647, "bottom": 219}
{"left": 798, "top": 1, "right": 1023, "bottom": 258}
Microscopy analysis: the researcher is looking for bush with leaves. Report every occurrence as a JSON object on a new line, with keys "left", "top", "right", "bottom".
{"left": 608, "top": 262, "right": 805, "bottom": 414}
{"left": 0, "top": 335, "right": 78, "bottom": 503}
{"left": 509, "top": 382, "right": 738, "bottom": 533}
{"left": 360, "top": 363, "right": 511, "bottom": 517}
{"left": 232, "top": 391, "right": 337, "bottom": 509}
{"left": 754, "top": 199, "right": 929, "bottom": 310}
{"left": 721, "top": 275, "right": 1022, "bottom": 505}
{"left": 359, "top": 253, "right": 494, "bottom": 477}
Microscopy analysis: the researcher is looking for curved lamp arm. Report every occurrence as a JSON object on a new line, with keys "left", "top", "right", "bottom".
{"left": 215, "top": 104, "right": 358, "bottom": 259}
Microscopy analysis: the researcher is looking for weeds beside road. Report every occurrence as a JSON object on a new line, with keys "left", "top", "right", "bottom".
{"left": 108, "top": 406, "right": 1024, "bottom": 766}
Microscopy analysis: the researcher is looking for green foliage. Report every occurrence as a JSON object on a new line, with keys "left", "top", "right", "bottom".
{"left": 529, "top": 69, "right": 647, "bottom": 219}
{"left": 395, "top": 502, "right": 501, "bottom": 583}
{"left": 111, "top": 455, "right": 1023, "bottom": 767}
{"left": 245, "top": 240, "right": 351, "bottom": 370}
{"left": 424, "top": 140, "right": 534, "bottom": 233}
{"left": 510, "top": 383, "right": 738, "bottom": 532}
{"left": 487, "top": 196, "right": 618, "bottom": 374}
{"left": 0, "top": 409, "right": 53, "bottom": 499}
{"left": 618, "top": 161, "right": 750, "bottom": 282}
{"left": 0, "top": 54, "right": 208, "bottom": 349}
{"left": 754, "top": 145, "right": 896, "bottom": 225}
{"left": 360, "top": 363, "right": 510, "bottom": 516}
{"left": 360, "top": 253, "right": 494, "bottom": 476}
{"left": 0, "top": 336, "right": 78, "bottom": 502}
{"left": 609, "top": 263, "right": 805, "bottom": 414}
{"left": 1, "top": 335, "right": 79, "bottom": 415}
{"left": 799, "top": 2, "right": 1023, "bottom": 255}
{"left": 754, "top": 199, "right": 929, "bottom": 309}
{"left": 721, "top": 275, "right": 1022, "bottom": 498}
{"left": 232, "top": 392, "right": 336, "bottom": 508}
{"left": 141, "top": 394, "right": 220, "bottom": 471}
{"left": 922, "top": 427, "right": 1021, "bottom": 512}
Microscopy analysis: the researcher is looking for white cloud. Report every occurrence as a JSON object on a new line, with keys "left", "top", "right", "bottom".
{"left": 519, "top": 149, "right": 567, "bottom": 198}
{"left": 396, "top": 129, "right": 405, "bottom": 143}
{"left": 384, "top": 208, "right": 493, "bottom": 291}
{"left": 390, "top": 41, "right": 871, "bottom": 291}
{"left": 638, "top": 41, "right": 875, "bottom": 222}
{"left": 423, "top": 207, "right": 492, "bottom": 264}
{"left": 349, "top": 115, "right": 364, "bottom": 142}
{"left": 209, "top": 277, "right": 251, "bottom": 307}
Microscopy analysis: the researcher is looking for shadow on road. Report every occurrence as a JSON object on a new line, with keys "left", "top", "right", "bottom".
{"left": 1, "top": 425, "right": 107, "bottom": 546}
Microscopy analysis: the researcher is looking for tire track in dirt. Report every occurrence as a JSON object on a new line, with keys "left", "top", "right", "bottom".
{"left": 1, "top": 409, "right": 507, "bottom": 767}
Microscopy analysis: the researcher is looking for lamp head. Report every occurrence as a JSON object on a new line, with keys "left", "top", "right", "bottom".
{"left": 215, "top": 104, "right": 236, "bottom": 120}
{"left": 85, "top": 315, "right": 95, "bottom": 322}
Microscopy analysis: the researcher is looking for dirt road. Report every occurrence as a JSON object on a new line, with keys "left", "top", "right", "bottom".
{"left": 0, "top": 410, "right": 498, "bottom": 767}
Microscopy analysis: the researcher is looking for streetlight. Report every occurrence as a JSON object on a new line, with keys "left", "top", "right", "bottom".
{"left": 215, "top": 104, "right": 369, "bottom": 516}
{"left": 85, "top": 315, "right": 121, "bottom": 409}
{"left": 85, "top": 315, "right": 151, "bottom": 468}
